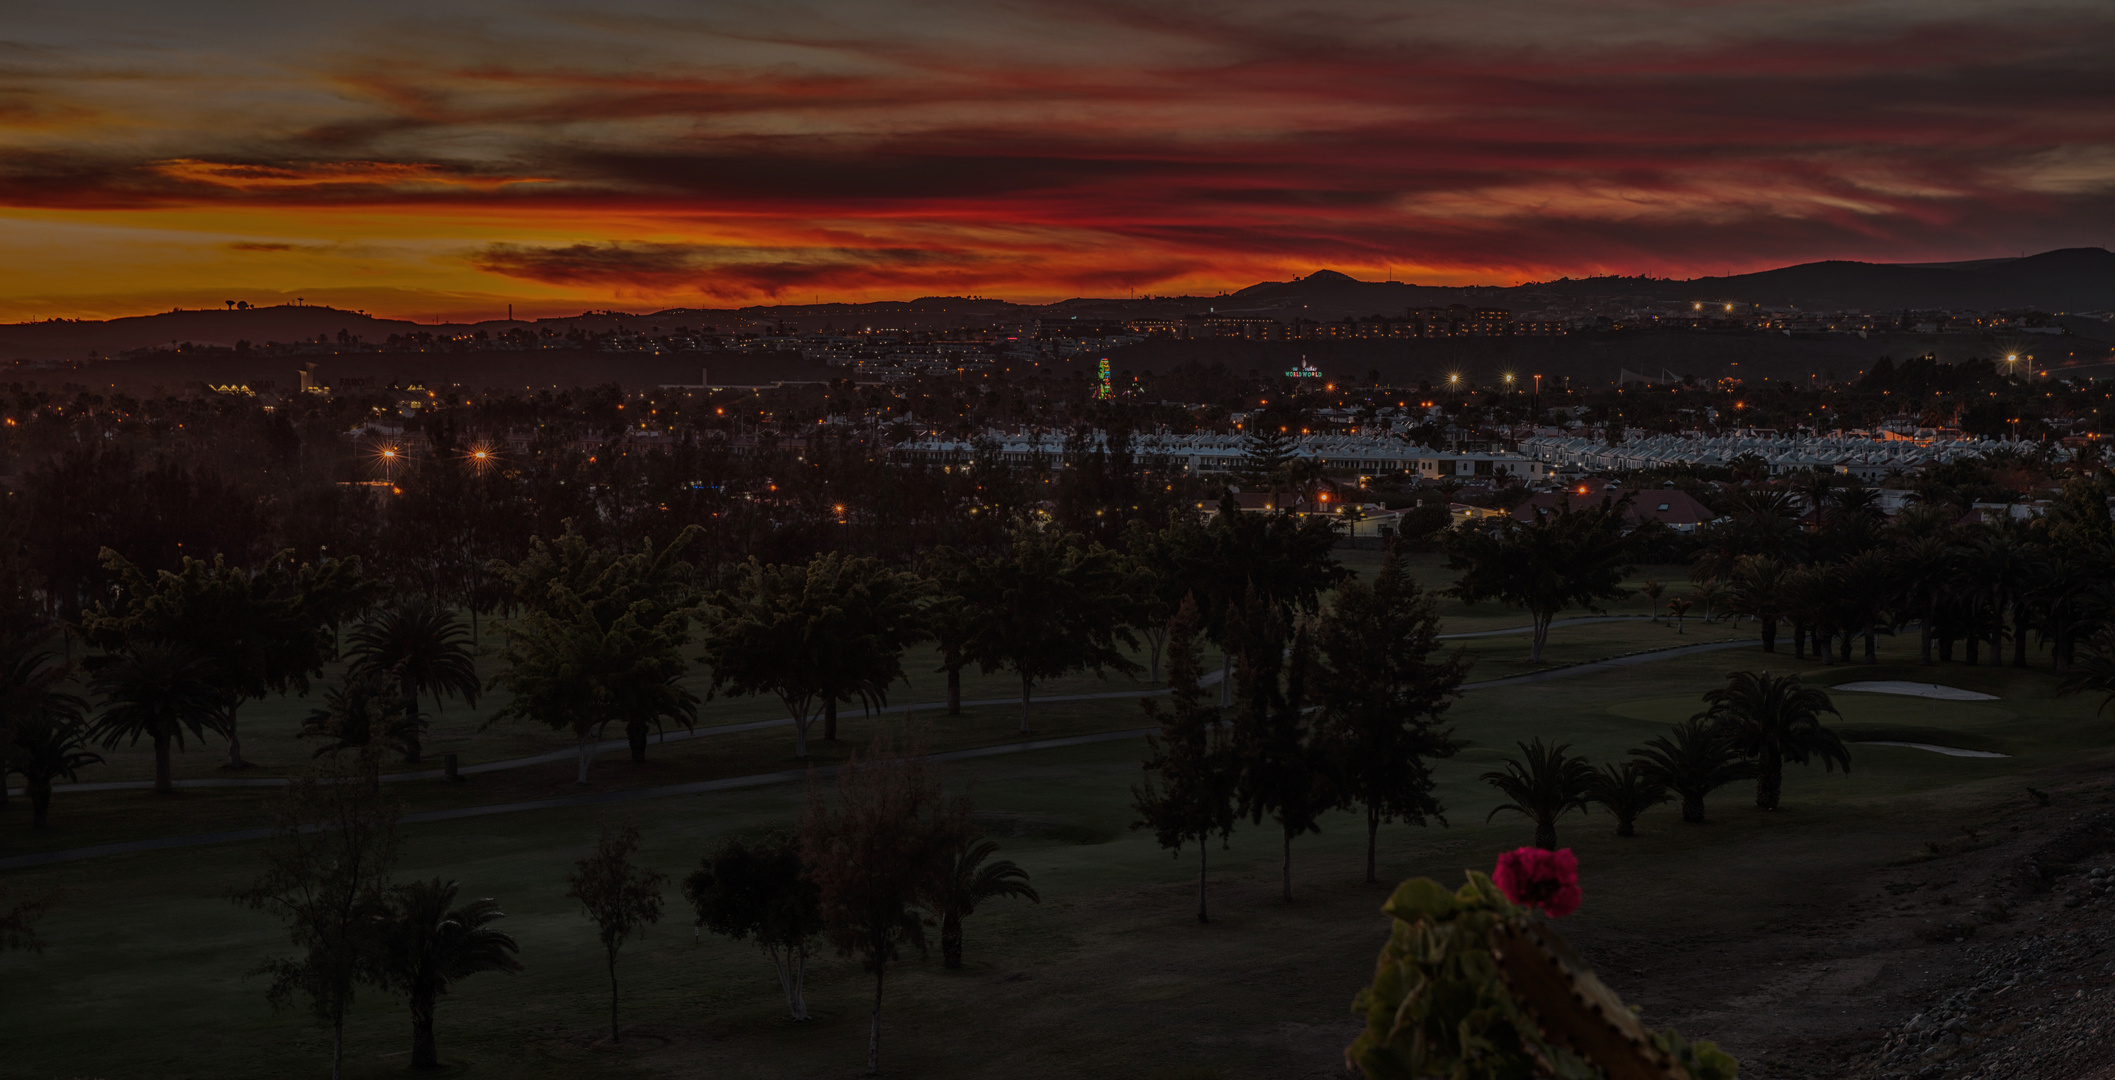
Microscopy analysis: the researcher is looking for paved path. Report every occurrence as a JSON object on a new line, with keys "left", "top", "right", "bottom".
{"left": 2, "top": 633, "right": 1765, "bottom": 870}
{"left": 1438, "top": 615, "right": 1655, "bottom": 639}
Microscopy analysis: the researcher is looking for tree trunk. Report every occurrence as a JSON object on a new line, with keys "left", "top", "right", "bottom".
{"left": 1966, "top": 630, "right": 1979, "bottom": 665}
{"left": 946, "top": 665, "right": 961, "bottom": 716}
{"left": 1148, "top": 628, "right": 1165, "bottom": 684}
{"left": 792, "top": 948, "right": 809, "bottom": 1021}
{"left": 154, "top": 730, "right": 174, "bottom": 795}
{"left": 1920, "top": 609, "right": 1934, "bottom": 665}
{"left": 411, "top": 987, "right": 438, "bottom": 1068}
{"left": 1761, "top": 617, "right": 1777, "bottom": 653}
{"left": 576, "top": 732, "right": 595, "bottom": 785}
{"left": 1757, "top": 748, "right": 1783, "bottom": 811}
{"left": 1865, "top": 627, "right": 1877, "bottom": 663}
{"left": 1533, "top": 819, "right": 1556, "bottom": 850}
{"left": 1196, "top": 842, "right": 1209, "bottom": 924}
{"left": 1793, "top": 621, "right": 1807, "bottom": 660}
{"left": 29, "top": 781, "right": 50, "bottom": 828}
{"left": 1219, "top": 655, "right": 1231, "bottom": 707}
{"left": 2014, "top": 607, "right": 2030, "bottom": 668}
{"left": 1281, "top": 829, "right": 1293, "bottom": 902}
{"left": 1019, "top": 675, "right": 1033, "bottom": 735}
{"left": 1837, "top": 628, "right": 1851, "bottom": 662}
{"left": 1681, "top": 793, "right": 1704, "bottom": 823}
{"left": 608, "top": 950, "right": 621, "bottom": 1043}
{"left": 1530, "top": 613, "right": 1551, "bottom": 663}
{"left": 331, "top": 1014, "right": 345, "bottom": 1080}
{"left": 824, "top": 698, "right": 838, "bottom": 742}
{"left": 941, "top": 911, "right": 963, "bottom": 969}
{"left": 867, "top": 962, "right": 885, "bottom": 1076}
{"left": 793, "top": 707, "right": 811, "bottom": 760}
{"left": 1617, "top": 814, "right": 1636, "bottom": 838}
{"left": 401, "top": 673, "right": 423, "bottom": 763}
{"left": 224, "top": 699, "right": 247, "bottom": 769}
{"left": 1365, "top": 803, "right": 1380, "bottom": 885}
{"left": 627, "top": 720, "right": 648, "bottom": 763}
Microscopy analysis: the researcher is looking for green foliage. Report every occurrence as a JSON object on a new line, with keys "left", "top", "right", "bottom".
{"left": 232, "top": 752, "right": 401, "bottom": 1077}
{"left": 955, "top": 524, "right": 1143, "bottom": 732}
{"left": 345, "top": 598, "right": 480, "bottom": 764}
{"left": 1445, "top": 498, "right": 1634, "bottom": 662}
{"left": 698, "top": 552, "right": 926, "bottom": 757}
{"left": 1314, "top": 548, "right": 1467, "bottom": 881}
{"left": 488, "top": 583, "right": 697, "bottom": 783}
{"left": 13, "top": 712, "right": 100, "bottom": 829}
{"left": 566, "top": 820, "right": 666, "bottom": 1044}
{"left": 1131, "top": 597, "right": 1238, "bottom": 920}
{"left": 83, "top": 548, "right": 372, "bottom": 767}
{"left": 1347, "top": 872, "right": 1738, "bottom": 1080}
{"left": 682, "top": 830, "right": 824, "bottom": 1020}
{"left": 1229, "top": 607, "right": 1339, "bottom": 902}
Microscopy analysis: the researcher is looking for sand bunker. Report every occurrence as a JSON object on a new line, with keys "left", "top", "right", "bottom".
{"left": 1851, "top": 740, "right": 2009, "bottom": 759}
{"left": 1832, "top": 681, "right": 1998, "bottom": 701}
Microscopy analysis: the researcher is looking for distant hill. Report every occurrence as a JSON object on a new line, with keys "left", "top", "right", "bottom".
{"left": 4, "top": 247, "right": 2112, "bottom": 365}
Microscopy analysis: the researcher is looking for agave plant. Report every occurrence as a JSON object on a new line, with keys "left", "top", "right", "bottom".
{"left": 1480, "top": 739, "right": 1596, "bottom": 850}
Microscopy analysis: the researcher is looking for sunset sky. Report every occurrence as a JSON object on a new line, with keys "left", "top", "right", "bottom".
{"left": 5, "top": 0, "right": 2114, "bottom": 321}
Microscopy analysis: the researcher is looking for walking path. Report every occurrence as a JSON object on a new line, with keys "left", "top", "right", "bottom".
{"left": 1438, "top": 615, "right": 1654, "bottom": 639}
{"left": 1, "top": 633, "right": 1764, "bottom": 871}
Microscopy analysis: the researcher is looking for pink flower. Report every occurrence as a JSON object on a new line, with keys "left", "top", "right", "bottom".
{"left": 1493, "top": 847, "right": 1581, "bottom": 917}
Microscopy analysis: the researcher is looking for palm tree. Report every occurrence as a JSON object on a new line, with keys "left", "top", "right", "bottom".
{"left": 1586, "top": 761, "right": 1670, "bottom": 837}
{"left": 1724, "top": 555, "right": 1789, "bottom": 652}
{"left": 1640, "top": 580, "right": 1664, "bottom": 623}
{"left": 1633, "top": 718, "right": 1757, "bottom": 823}
{"left": 1667, "top": 596, "right": 1693, "bottom": 634}
{"left": 89, "top": 645, "right": 225, "bottom": 795}
{"left": 14, "top": 715, "right": 101, "bottom": 828}
{"left": 302, "top": 669, "right": 422, "bottom": 771}
{"left": 926, "top": 837, "right": 1039, "bottom": 969}
{"left": 0, "top": 646, "right": 87, "bottom": 808}
{"left": 346, "top": 600, "right": 480, "bottom": 764}
{"left": 1480, "top": 738, "right": 1595, "bottom": 850}
{"left": 375, "top": 878, "right": 522, "bottom": 1069}
{"left": 1698, "top": 671, "right": 1851, "bottom": 811}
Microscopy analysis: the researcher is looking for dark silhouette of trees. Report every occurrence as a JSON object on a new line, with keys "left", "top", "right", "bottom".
{"left": 683, "top": 831, "right": 824, "bottom": 1021}
{"left": 1446, "top": 498, "right": 1634, "bottom": 663}
{"left": 799, "top": 731, "right": 969, "bottom": 1076}
{"left": 84, "top": 550, "right": 370, "bottom": 769}
{"left": 1633, "top": 718, "right": 1757, "bottom": 823}
{"left": 14, "top": 713, "right": 100, "bottom": 828}
{"left": 345, "top": 600, "right": 480, "bottom": 764}
{"left": 1481, "top": 738, "right": 1595, "bottom": 850}
{"left": 301, "top": 669, "right": 420, "bottom": 770}
{"left": 488, "top": 588, "right": 697, "bottom": 784}
{"left": 374, "top": 878, "right": 521, "bottom": 1069}
{"left": 234, "top": 753, "right": 401, "bottom": 1080}
{"left": 927, "top": 836, "right": 1038, "bottom": 969}
{"left": 1131, "top": 597, "right": 1237, "bottom": 921}
{"left": 1700, "top": 671, "right": 1851, "bottom": 811}
{"left": 956, "top": 525, "right": 1142, "bottom": 734}
{"left": 1229, "top": 604, "right": 1338, "bottom": 902}
{"left": 565, "top": 820, "right": 665, "bottom": 1045}
{"left": 1586, "top": 762, "right": 1670, "bottom": 837}
{"left": 1314, "top": 548, "right": 1467, "bottom": 883}
{"left": 699, "top": 554, "right": 923, "bottom": 758}
{"left": 88, "top": 645, "right": 224, "bottom": 795}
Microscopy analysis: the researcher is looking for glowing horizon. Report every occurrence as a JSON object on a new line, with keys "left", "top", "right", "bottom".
{"left": 6, "top": 0, "right": 2115, "bottom": 323}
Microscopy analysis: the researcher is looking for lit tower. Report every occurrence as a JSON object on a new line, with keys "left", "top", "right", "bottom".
{"left": 1096, "top": 357, "right": 1112, "bottom": 399}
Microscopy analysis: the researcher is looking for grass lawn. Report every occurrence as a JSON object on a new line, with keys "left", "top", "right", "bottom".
{"left": 7, "top": 612, "right": 2113, "bottom": 1079}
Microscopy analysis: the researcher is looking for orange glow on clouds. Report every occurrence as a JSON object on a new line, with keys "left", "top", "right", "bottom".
{"left": 2, "top": 0, "right": 2112, "bottom": 321}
